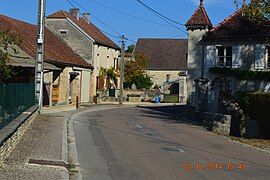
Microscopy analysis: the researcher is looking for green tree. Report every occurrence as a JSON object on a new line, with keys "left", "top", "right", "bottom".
{"left": 124, "top": 52, "right": 153, "bottom": 89}
{"left": 0, "top": 30, "right": 21, "bottom": 83}
{"left": 126, "top": 45, "right": 135, "bottom": 53}
{"left": 243, "top": 0, "right": 270, "bottom": 23}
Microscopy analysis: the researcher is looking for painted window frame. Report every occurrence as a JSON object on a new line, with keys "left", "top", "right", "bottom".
{"left": 216, "top": 46, "right": 233, "bottom": 67}
{"left": 265, "top": 46, "right": 270, "bottom": 69}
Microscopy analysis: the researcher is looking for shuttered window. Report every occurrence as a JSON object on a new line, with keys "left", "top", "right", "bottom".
{"left": 217, "top": 46, "right": 232, "bottom": 67}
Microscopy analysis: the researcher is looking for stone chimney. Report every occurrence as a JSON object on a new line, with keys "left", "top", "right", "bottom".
{"left": 82, "top": 13, "right": 90, "bottom": 23}
{"left": 242, "top": 0, "right": 247, "bottom": 7}
{"left": 70, "top": 8, "right": 79, "bottom": 20}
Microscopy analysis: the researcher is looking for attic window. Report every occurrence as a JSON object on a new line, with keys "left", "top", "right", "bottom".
{"left": 59, "top": 30, "right": 68, "bottom": 35}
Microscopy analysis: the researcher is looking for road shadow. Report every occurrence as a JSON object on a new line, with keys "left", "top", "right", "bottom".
{"left": 137, "top": 105, "right": 202, "bottom": 126}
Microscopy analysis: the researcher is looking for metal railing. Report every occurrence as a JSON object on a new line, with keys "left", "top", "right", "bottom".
{"left": 0, "top": 83, "right": 36, "bottom": 129}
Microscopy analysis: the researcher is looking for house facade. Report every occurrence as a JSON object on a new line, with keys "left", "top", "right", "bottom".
{"left": 134, "top": 38, "right": 188, "bottom": 102}
{"left": 0, "top": 14, "right": 93, "bottom": 107}
{"left": 186, "top": 0, "right": 270, "bottom": 110}
{"left": 46, "top": 9, "right": 120, "bottom": 102}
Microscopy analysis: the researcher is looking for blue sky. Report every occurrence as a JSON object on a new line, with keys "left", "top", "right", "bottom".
{"left": 0, "top": 0, "right": 250, "bottom": 46}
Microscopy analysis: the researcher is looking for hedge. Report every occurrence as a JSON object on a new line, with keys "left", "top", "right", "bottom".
{"left": 237, "top": 92, "right": 270, "bottom": 139}
{"left": 209, "top": 67, "right": 270, "bottom": 81}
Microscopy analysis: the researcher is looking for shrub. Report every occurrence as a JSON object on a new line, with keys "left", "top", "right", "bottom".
{"left": 236, "top": 92, "right": 270, "bottom": 139}
{"left": 209, "top": 67, "right": 270, "bottom": 81}
{"left": 133, "top": 74, "right": 153, "bottom": 89}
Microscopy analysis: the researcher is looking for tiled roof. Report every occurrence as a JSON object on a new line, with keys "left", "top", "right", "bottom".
{"left": 134, "top": 38, "right": 188, "bottom": 70}
{"left": 185, "top": 0, "right": 212, "bottom": 29}
{"left": 47, "top": 10, "right": 120, "bottom": 50}
{"left": 203, "top": 8, "right": 270, "bottom": 40}
{"left": 0, "top": 14, "right": 93, "bottom": 69}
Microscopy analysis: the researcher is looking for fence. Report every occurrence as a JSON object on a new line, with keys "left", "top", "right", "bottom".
{"left": 0, "top": 83, "right": 36, "bottom": 129}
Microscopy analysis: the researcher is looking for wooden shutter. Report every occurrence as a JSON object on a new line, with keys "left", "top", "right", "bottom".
{"left": 255, "top": 44, "right": 265, "bottom": 69}
{"left": 232, "top": 46, "right": 242, "bottom": 68}
{"left": 52, "top": 85, "right": 60, "bottom": 103}
{"left": 205, "top": 46, "right": 216, "bottom": 67}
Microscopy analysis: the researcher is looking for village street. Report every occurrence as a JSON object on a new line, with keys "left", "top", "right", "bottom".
{"left": 71, "top": 105, "right": 270, "bottom": 180}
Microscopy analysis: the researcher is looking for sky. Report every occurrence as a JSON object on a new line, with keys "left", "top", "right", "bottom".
{"left": 0, "top": 0, "right": 251, "bottom": 46}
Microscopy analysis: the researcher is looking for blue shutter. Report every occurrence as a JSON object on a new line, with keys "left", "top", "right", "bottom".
{"left": 255, "top": 44, "right": 265, "bottom": 69}
{"left": 205, "top": 46, "right": 216, "bottom": 67}
{"left": 232, "top": 46, "right": 241, "bottom": 68}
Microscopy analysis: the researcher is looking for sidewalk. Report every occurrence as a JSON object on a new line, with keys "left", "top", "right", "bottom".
{"left": 0, "top": 104, "right": 122, "bottom": 180}
{"left": 0, "top": 112, "right": 70, "bottom": 180}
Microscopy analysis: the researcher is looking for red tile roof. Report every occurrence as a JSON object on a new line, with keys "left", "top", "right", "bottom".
{"left": 0, "top": 14, "right": 93, "bottom": 69}
{"left": 47, "top": 10, "right": 120, "bottom": 50}
{"left": 203, "top": 8, "right": 270, "bottom": 40}
{"left": 185, "top": 0, "right": 212, "bottom": 29}
{"left": 134, "top": 38, "right": 188, "bottom": 70}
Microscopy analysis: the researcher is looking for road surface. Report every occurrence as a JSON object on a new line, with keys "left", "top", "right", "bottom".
{"left": 72, "top": 105, "right": 270, "bottom": 180}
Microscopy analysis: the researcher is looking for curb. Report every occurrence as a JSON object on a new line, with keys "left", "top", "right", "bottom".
{"left": 67, "top": 115, "right": 82, "bottom": 180}
{"left": 65, "top": 105, "right": 135, "bottom": 179}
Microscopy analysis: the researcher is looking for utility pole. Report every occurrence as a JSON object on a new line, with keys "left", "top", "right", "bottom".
{"left": 119, "top": 35, "right": 125, "bottom": 105}
{"left": 35, "top": 0, "right": 46, "bottom": 113}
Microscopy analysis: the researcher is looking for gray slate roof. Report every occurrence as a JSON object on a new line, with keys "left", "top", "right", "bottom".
{"left": 134, "top": 38, "right": 188, "bottom": 70}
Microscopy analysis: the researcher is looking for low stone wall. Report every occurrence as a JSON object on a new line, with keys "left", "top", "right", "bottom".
{"left": 0, "top": 105, "right": 38, "bottom": 165}
{"left": 202, "top": 112, "right": 231, "bottom": 136}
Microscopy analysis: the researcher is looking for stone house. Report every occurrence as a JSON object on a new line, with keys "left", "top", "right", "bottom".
{"left": 0, "top": 14, "right": 93, "bottom": 106}
{"left": 134, "top": 38, "right": 188, "bottom": 102}
{"left": 186, "top": 0, "right": 270, "bottom": 110}
{"left": 46, "top": 9, "right": 121, "bottom": 101}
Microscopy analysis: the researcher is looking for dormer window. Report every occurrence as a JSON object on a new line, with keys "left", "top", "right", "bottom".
{"left": 59, "top": 30, "right": 68, "bottom": 35}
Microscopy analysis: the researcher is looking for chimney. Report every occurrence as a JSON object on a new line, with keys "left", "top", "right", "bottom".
{"left": 83, "top": 13, "right": 90, "bottom": 23}
{"left": 70, "top": 8, "right": 79, "bottom": 20}
{"left": 242, "top": 0, "right": 247, "bottom": 7}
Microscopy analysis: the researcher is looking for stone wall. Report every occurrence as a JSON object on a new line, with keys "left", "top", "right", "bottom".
{"left": 46, "top": 19, "right": 94, "bottom": 64}
{"left": 202, "top": 112, "right": 231, "bottom": 136}
{"left": 0, "top": 105, "right": 38, "bottom": 165}
{"left": 146, "top": 70, "right": 181, "bottom": 86}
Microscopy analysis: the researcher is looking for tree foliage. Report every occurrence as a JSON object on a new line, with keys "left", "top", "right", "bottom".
{"left": 124, "top": 52, "right": 153, "bottom": 89}
{"left": 243, "top": 0, "right": 270, "bottom": 23}
{"left": 0, "top": 30, "right": 21, "bottom": 83}
{"left": 126, "top": 45, "right": 135, "bottom": 53}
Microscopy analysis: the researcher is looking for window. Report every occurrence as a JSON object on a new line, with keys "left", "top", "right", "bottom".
{"left": 59, "top": 30, "right": 68, "bottom": 35}
{"left": 217, "top": 46, "right": 232, "bottom": 67}
{"left": 166, "top": 74, "right": 171, "bottom": 83}
{"left": 114, "top": 58, "right": 118, "bottom": 70}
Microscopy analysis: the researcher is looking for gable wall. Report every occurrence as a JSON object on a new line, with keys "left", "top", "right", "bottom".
{"left": 46, "top": 19, "right": 94, "bottom": 64}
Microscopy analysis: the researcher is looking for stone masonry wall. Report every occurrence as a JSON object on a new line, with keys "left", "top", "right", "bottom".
{"left": 0, "top": 110, "right": 38, "bottom": 165}
{"left": 46, "top": 19, "right": 94, "bottom": 64}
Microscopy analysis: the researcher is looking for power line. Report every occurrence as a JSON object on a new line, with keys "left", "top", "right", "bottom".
{"left": 134, "top": 0, "right": 187, "bottom": 34}
{"left": 65, "top": 0, "right": 186, "bottom": 60}
{"left": 135, "top": 0, "right": 186, "bottom": 27}
{"left": 86, "top": 0, "right": 175, "bottom": 28}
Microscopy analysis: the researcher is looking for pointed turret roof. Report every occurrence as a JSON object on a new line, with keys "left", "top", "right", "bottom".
{"left": 185, "top": 0, "right": 212, "bottom": 30}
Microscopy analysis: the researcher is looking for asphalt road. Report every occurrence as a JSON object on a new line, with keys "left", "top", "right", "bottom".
{"left": 72, "top": 105, "right": 270, "bottom": 180}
